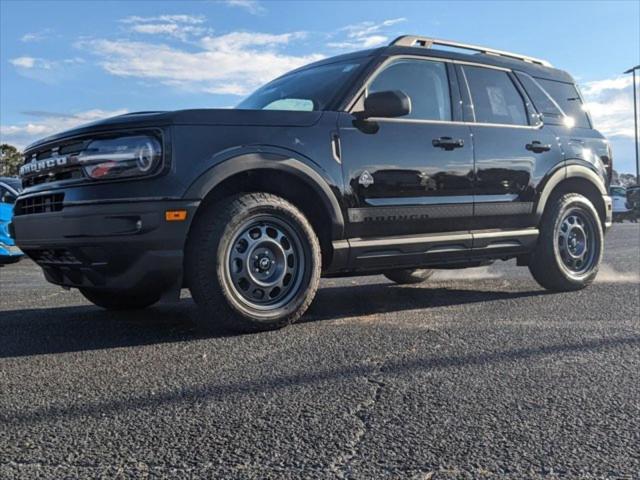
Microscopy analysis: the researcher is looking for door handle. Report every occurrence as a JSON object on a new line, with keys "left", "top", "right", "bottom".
{"left": 432, "top": 137, "right": 464, "bottom": 150}
{"left": 526, "top": 141, "right": 551, "bottom": 153}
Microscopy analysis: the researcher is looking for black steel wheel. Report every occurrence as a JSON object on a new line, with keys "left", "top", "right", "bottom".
{"left": 186, "top": 193, "right": 321, "bottom": 333}
{"left": 555, "top": 208, "right": 598, "bottom": 276}
{"left": 529, "top": 193, "right": 603, "bottom": 291}
{"left": 225, "top": 215, "right": 306, "bottom": 312}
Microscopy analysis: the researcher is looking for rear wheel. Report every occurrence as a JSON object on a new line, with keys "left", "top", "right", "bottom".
{"left": 384, "top": 268, "right": 434, "bottom": 285}
{"left": 79, "top": 288, "right": 161, "bottom": 310}
{"left": 186, "top": 193, "right": 321, "bottom": 333}
{"left": 529, "top": 193, "right": 603, "bottom": 291}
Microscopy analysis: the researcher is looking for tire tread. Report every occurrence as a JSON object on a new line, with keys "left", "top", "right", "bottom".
{"left": 185, "top": 192, "right": 321, "bottom": 333}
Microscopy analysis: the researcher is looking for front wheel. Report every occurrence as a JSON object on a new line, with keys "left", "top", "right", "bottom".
{"left": 529, "top": 193, "right": 603, "bottom": 291}
{"left": 186, "top": 193, "right": 321, "bottom": 333}
{"left": 384, "top": 268, "right": 434, "bottom": 285}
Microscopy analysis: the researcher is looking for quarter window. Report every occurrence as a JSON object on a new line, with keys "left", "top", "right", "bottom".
{"left": 535, "top": 78, "right": 591, "bottom": 129}
{"left": 463, "top": 66, "right": 529, "bottom": 126}
{"left": 515, "top": 72, "right": 565, "bottom": 120}
{"left": 368, "top": 59, "right": 452, "bottom": 121}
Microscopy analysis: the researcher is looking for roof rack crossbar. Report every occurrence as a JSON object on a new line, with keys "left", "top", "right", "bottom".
{"left": 390, "top": 35, "right": 552, "bottom": 68}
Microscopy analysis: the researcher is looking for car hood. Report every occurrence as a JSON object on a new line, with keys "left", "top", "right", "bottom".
{"left": 25, "top": 109, "right": 324, "bottom": 152}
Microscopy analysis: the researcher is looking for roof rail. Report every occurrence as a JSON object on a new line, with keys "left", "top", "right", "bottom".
{"left": 390, "top": 35, "right": 553, "bottom": 68}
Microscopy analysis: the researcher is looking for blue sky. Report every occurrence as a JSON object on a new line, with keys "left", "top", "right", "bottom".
{"left": 1, "top": 0, "right": 639, "bottom": 172}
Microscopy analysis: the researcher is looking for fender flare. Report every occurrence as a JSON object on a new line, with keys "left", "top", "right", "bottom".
{"left": 184, "top": 150, "right": 345, "bottom": 238}
{"left": 535, "top": 163, "right": 608, "bottom": 218}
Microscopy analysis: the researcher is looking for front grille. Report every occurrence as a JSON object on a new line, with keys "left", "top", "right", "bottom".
{"left": 28, "top": 248, "right": 82, "bottom": 265}
{"left": 14, "top": 193, "right": 65, "bottom": 216}
{"left": 22, "top": 139, "right": 88, "bottom": 187}
{"left": 22, "top": 169, "right": 84, "bottom": 187}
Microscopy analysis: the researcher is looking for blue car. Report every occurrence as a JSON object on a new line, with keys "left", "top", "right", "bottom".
{"left": 0, "top": 176, "right": 23, "bottom": 265}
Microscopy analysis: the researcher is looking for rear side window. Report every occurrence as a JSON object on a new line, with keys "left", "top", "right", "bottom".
{"left": 368, "top": 59, "right": 452, "bottom": 121}
{"left": 515, "top": 72, "right": 565, "bottom": 120}
{"left": 462, "top": 66, "right": 528, "bottom": 126}
{"left": 535, "top": 78, "right": 591, "bottom": 129}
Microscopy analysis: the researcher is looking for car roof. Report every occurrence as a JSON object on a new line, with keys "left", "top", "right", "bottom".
{"left": 298, "top": 41, "right": 574, "bottom": 84}
{"left": 384, "top": 45, "right": 573, "bottom": 82}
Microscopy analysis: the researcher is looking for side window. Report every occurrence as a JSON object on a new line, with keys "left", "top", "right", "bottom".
{"left": 535, "top": 78, "right": 591, "bottom": 129}
{"left": 368, "top": 59, "right": 451, "bottom": 121}
{"left": 463, "top": 65, "right": 529, "bottom": 126}
{"left": 515, "top": 72, "right": 565, "bottom": 120}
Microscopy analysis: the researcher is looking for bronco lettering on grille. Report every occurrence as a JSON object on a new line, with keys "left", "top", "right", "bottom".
{"left": 19, "top": 156, "right": 69, "bottom": 177}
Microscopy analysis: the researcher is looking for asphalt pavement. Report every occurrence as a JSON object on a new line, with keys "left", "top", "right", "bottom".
{"left": 1, "top": 224, "right": 639, "bottom": 479}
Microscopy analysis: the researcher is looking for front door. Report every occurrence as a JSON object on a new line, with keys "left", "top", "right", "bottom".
{"left": 339, "top": 57, "right": 474, "bottom": 240}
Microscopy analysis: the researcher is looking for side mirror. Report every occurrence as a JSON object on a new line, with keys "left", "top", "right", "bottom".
{"left": 362, "top": 90, "right": 411, "bottom": 119}
{"left": 1, "top": 192, "right": 16, "bottom": 205}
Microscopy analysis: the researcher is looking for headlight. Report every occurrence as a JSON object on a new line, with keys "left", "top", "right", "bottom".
{"left": 77, "top": 135, "right": 162, "bottom": 180}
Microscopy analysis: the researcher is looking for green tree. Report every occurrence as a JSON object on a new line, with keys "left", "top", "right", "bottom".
{"left": 0, "top": 144, "right": 23, "bottom": 176}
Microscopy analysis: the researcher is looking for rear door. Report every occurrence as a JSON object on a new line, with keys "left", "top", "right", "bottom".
{"left": 457, "top": 64, "right": 562, "bottom": 235}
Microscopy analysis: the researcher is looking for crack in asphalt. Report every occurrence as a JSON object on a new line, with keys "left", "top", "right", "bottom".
{"left": 329, "top": 359, "right": 386, "bottom": 479}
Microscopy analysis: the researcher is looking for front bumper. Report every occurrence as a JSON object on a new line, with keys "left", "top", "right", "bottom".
{"left": 12, "top": 199, "right": 198, "bottom": 292}
{"left": 0, "top": 243, "right": 23, "bottom": 265}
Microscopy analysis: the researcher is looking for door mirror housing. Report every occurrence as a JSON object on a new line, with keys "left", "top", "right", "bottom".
{"left": 0, "top": 191, "right": 16, "bottom": 205}
{"left": 362, "top": 90, "right": 411, "bottom": 119}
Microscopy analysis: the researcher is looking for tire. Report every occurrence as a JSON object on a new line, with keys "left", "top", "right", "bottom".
{"left": 384, "top": 268, "right": 434, "bottom": 285}
{"left": 185, "top": 193, "right": 321, "bottom": 333}
{"left": 80, "top": 288, "right": 161, "bottom": 310}
{"left": 529, "top": 193, "right": 603, "bottom": 292}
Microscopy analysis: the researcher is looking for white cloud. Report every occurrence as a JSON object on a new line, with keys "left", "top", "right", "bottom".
{"left": 328, "top": 18, "right": 406, "bottom": 50}
{"left": 78, "top": 31, "right": 323, "bottom": 96}
{"left": 21, "top": 29, "right": 52, "bottom": 43}
{"left": 225, "top": 0, "right": 266, "bottom": 15}
{"left": 10, "top": 56, "right": 84, "bottom": 70}
{"left": 120, "top": 14, "right": 205, "bottom": 25}
{"left": 328, "top": 35, "right": 388, "bottom": 49}
{"left": 9, "top": 56, "right": 51, "bottom": 69}
{"left": 129, "top": 22, "right": 207, "bottom": 40}
{"left": 200, "top": 31, "right": 306, "bottom": 50}
{"left": 0, "top": 109, "right": 129, "bottom": 150}
{"left": 581, "top": 76, "right": 638, "bottom": 139}
{"left": 9, "top": 56, "right": 85, "bottom": 84}
{"left": 120, "top": 14, "right": 208, "bottom": 41}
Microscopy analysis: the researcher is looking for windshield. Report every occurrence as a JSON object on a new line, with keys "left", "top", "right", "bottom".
{"left": 236, "top": 60, "right": 363, "bottom": 112}
{"left": 610, "top": 186, "right": 626, "bottom": 197}
{"left": 0, "top": 178, "right": 22, "bottom": 194}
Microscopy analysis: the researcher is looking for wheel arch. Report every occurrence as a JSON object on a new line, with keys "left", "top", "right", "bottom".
{"left": 184, "top": 151, "right": 345, "bottom": 267}
{"left": 535, "top": 164, "right": 608, "bottom": 226}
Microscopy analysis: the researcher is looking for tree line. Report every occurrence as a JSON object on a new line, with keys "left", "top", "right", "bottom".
{"left": 1, "top": 144, "right": 23, "bottom": 176}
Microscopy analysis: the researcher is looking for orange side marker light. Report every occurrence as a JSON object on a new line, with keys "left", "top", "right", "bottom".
{"left": 165, "top": 210, "right": 188, "bottom": 222}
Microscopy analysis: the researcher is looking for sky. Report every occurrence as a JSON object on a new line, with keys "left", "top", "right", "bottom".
{"left": 1, "top": 0, "right": 639, "bottom": 173}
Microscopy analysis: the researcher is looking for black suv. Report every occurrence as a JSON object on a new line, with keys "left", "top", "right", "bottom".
{"left": 12, "top": 35, "right": 613, "bottom": 332}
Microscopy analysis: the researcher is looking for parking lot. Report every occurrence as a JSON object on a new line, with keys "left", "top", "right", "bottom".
{"left": 1, "top": 224, "right": 638, "bottom": 479}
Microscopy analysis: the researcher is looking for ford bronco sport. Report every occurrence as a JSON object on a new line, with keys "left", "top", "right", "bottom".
{"left": 12, "top": 35, "right": 613, "bottom": 332}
